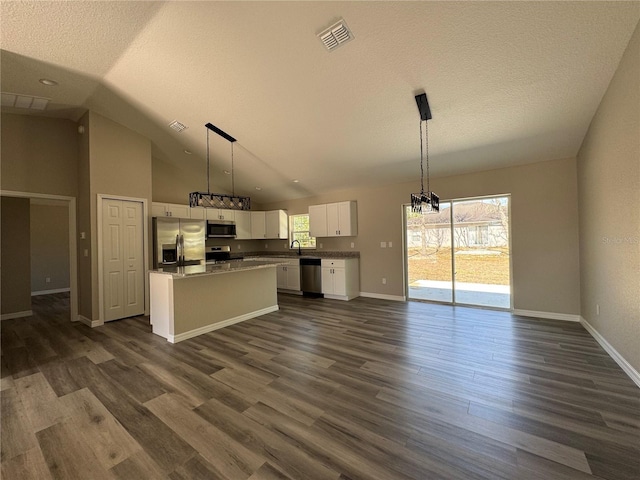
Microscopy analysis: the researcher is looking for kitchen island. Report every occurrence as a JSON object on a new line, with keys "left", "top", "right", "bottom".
{"left": 149, "top": 260, "right": 281, "bottom": 343}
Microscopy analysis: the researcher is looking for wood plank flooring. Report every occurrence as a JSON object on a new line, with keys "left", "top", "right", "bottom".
{"left": 1, "top": 293, "right": 638, "bottom": 479}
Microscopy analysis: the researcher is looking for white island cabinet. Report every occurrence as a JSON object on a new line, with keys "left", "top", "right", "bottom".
{"left": 150, "top": 261, "right": 280, "bottom": 343}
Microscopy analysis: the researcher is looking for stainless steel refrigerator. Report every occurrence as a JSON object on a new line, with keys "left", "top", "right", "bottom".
{"left": 152, "top": 217, "right": 205, "bottom": 268}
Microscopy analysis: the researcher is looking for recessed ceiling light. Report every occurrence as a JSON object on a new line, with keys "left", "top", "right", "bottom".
{"left": 293, "top": 179, "right": 300, "bottom": 183}
{"left": 223, "top": 170, "right": 231, "bottom": 175}
{"left": 39, "top": 78, "right": 58, "bottom": 86}
{"left": 255, "top": 186, "right": 262, "bottom": 191}
{"left": 183, "top": 149, "right": 192, "bottom": 155}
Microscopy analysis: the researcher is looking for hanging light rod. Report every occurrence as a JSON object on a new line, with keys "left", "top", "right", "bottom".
{"left": 410, "top": 92, "right": 439, "bottom": 213}
{"left": 189, "top": 122, "right": 250, "bottom": 210}
{"left": 205, "top": 122, "right": 236, "bottom": 143}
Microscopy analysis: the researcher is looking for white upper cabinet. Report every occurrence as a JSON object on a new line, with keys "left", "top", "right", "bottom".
{"left": 266, "top": 210, "right": 288, "bottom": 239}
{"left": 205, "top": 208, "right": 235, "bottom": 222}
{"left": 310, "top": 201, "right": 357, "bottom": 237}
{"left": 234, "top": 210, "right": 252, "bottom": 240}
{"left": 308, "top": 204, "right": 328, "bottom": 238}
{"left": 251, "top": 210, "right": 287, "bottom": 239}
{"left": 152, "top": 203, "right": 191, "bottom": 219}
{"left": 189, "top": 207, "right": 205, "bottom": 220}
{"left": 250, "top": 211, "right": 266, "bottom": 239}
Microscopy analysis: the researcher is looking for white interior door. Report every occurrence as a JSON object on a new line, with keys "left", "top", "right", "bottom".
{"left": 122, "top": 201, "right": 144, "bottom": 317}
{"left": 102, "top": 198, "right": 144, "bottom": 321}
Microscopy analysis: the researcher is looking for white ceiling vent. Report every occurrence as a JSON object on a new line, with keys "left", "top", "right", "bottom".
{"left": 318, "top": 19, "right": 354, "bottom": 52}
{"left": 168, "top": 120, "right": 188, "bottom": 133}
{"left": 1, "top": 92, "right": 50, "bottom": 110}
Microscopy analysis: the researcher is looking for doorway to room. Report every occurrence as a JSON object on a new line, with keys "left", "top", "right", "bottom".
{"left": 404, "top": 194, "right": 512, "bottom": 309}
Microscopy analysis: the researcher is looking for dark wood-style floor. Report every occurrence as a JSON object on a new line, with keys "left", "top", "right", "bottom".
{"left": 1, "top": 293, "right": 639, "bottom": 479}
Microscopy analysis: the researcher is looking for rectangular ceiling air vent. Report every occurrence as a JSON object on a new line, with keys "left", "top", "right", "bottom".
{"left": 1, "top": 92, "right": 50, "bottom": 110}
{"left": 318, "top": 19, "right": 354, "bottom": 52}
{"left": 168, "top": 120, "right": 188, "bottom": 133}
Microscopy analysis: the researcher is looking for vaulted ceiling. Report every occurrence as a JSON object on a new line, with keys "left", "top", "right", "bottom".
{"left": 2, "top": 1, "right": 639, "bottom": 203}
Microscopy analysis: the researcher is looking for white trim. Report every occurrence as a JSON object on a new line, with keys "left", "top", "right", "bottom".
{"left": 580, "top": 316, "right": 640, "bottom": 388}
{"left": 167, "top": 305, "right": 279, "bottom": 343}
{"left": 1, "top": 310, "right": 33, "bottom": 320}
{"left": 31, "top": 288, "right": 70, "bottom": 296}
{"left": 1, "top": 190, "right": 78, "bottom": 323}
{"left": 513, "top": 309, "right": 581, "bottom": 322}
{"left": 360, "top": 292, "right": 406, "bottom": 302}
{"left": 77, "top": 315, "right": 103, "bottom": 328}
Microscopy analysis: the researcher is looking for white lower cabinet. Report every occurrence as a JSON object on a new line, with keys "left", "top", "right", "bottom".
{"left": 276, "top": 259, "right": 300, "bottom": 291}
{"left": 321, "top": 258, "right": 359, "bottom": 300}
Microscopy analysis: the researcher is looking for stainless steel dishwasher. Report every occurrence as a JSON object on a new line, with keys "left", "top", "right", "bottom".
{"left": 300, "top": 257, "right": 322, "bottom": 294}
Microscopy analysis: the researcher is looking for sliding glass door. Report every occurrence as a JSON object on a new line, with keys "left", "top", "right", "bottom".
{"left": 405, "top": 201, "right": 453, "bottom": 303}
{"left": 405, "top": 195, "right": 511, "bottom": 309}
{"left": 452, "top": 197, "right": 511, "bottom": 308}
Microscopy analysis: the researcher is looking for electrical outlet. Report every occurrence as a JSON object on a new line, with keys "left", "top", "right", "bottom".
{"left": 382, "top": 277, "right": 387, "bottom": 285}
{"left": 319, "top": 243, "right": 323, "bottom": 249}
{"left": 265, "top": 243, "right": 268, "bottom": 248}
{"left": 45, "top": 277, "right": 51, "bottom": 283}
{"left": 237, "top": 244, "right": 242, "bottom": 250}
{"left": 596, "top": 304, "right": 600, "bottom": 315}
{"left": 351, "top": 242, "right": 355, "bottom": 248}
{"left": 388, "top": 241, "right": 393, "bottom": 248}
{"left": 84, "top": 249, "right": 89, "bottom": 257}
{"left": 80, "top": 232, "right": 86, "bottom": 240}
{"left": 380, "top": 242, "right": 387, "bottom": 248}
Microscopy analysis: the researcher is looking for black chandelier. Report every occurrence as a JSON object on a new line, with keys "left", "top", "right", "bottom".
{"left": 189, "top": 123, "right": 251, "bottom": 210}
{"left": 410, "top": 93, "right": 439, "bottom": 213}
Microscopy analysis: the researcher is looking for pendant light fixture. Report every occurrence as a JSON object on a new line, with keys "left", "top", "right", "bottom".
{"left": 189, "top": 123, "right": 251, "bottom": 210}
{"left": 410, "top": 93, "right": 439, "bottom": 213}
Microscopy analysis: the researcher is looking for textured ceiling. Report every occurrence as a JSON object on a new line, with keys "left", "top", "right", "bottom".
{"left": 2, "top": 1, "right": 639, "bottom": 203}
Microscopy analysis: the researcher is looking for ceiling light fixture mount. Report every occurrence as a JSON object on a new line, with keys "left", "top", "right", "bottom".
{"left": 189, "top": 123, "right": 250, "bottom": 210}
{"left": 410, "top": 92, "right": 439, "bottom": 213}
{"left": 39, "top": 78, "right": 58, "bottom": 86}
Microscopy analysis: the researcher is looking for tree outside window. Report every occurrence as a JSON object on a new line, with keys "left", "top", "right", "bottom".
{"left": 290, "top": 214, "right": 316, "bottom": 248}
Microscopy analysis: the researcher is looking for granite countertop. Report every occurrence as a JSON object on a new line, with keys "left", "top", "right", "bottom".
{"left": 150, "top": 260, "right": 284, "bottom": 278}
{"left": 237, "top": 250, "right": 360, "bottom": 259}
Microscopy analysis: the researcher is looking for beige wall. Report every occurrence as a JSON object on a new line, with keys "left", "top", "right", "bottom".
{"left": 577, "top": 23, "right": 640, "bottom": 372}
{"left": 152, "top": 156, "right": 210, "bottom": 205}
{"left": 77, "top": 112, "right": 92, "bottom": 318}
{"left": 1, "top": 197, "right": 31, "bottom": 315}
{"left": 1, "top": 113, "right": 78, "bottom": 197}
{"left": 85, "top": 111, "right": 153, "bottom": 320}
{"left": 30, "top": 203, "right": 70, "bottom": 293}
{"left": 262, "top": 157, "right": 581, "bottom": 315}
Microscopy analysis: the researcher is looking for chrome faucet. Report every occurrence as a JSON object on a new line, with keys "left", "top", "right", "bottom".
{"left": 291, "top": 239, "right": 301, "bottom": 255}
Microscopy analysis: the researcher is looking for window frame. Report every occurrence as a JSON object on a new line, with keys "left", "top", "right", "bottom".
{"left": 289, "top": 214, "right": 316, "bottom": 249}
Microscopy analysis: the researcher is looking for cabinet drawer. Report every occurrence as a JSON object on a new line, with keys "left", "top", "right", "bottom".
{"left": 321, "top": 259, "right": 345, "bottom": 268}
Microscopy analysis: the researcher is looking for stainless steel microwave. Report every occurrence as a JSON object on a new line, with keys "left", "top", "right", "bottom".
{"left": 207, "top": 221, "right": 236, "bottom": 238}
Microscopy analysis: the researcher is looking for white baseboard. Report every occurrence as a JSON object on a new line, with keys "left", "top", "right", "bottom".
{"left": 168, "top": 305, "right": 279, "bottom": 344}
{"left": 512, "top": 309, "right": 581, "bottom": 322}
{"left": 1, "top": 310, "right": 33, "bottom": 321}
{"left": 78, "top": 315, "right": 104, "bottom": 328}
{"left": 31, "top": 288, "right": 70, "bottom": 296}
{"left": 580, "top": 316, "right": 640, "bottom": 388}
{"left": 359, "top": 292, "right": 406, "bottom": 302}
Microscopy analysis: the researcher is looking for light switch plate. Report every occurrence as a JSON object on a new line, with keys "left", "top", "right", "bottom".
{"left": 380, "top": 242, "right": 387, "bottom": 248}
